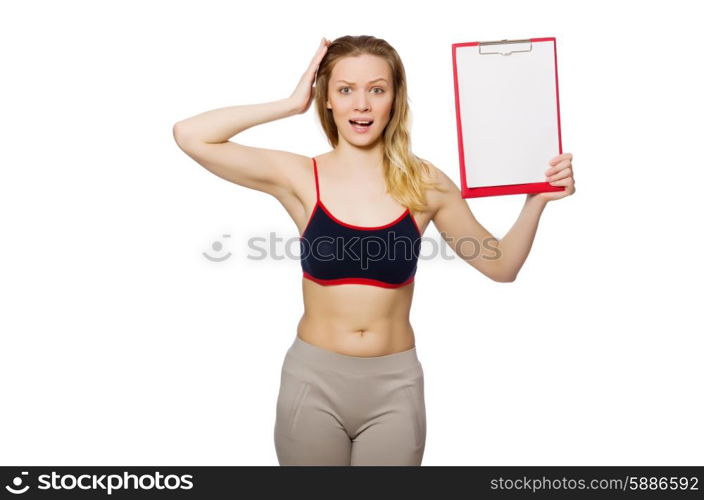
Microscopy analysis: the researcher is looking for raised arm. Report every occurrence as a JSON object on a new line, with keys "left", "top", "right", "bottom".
{"left": 428, "top": 165, "right": 515, "bottom": 282}
{"left": 429, "top": 153, "right": 574, "bottom": 283}
{"left": 172, "top": 98, "right": 303, "bottom": 199}
{"left": 172, "top": 37, "right": 331, "bottom": 200}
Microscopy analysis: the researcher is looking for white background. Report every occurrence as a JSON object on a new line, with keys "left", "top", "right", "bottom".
{"left": 1, "top": 0, "right": 702, "bottom": 466}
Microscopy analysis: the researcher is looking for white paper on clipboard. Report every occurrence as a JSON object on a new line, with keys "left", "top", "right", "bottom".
{"left": 454, "top": 38, "right": 561, "bottom": 190}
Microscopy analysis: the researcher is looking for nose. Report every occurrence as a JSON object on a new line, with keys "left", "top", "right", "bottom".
{"left": 354, "top": 95, "right": 371, "bottom": 112}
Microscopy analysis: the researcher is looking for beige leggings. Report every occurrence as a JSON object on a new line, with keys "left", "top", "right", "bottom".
{"left": 274, "top": 335, "right": 426, "bottom": 466}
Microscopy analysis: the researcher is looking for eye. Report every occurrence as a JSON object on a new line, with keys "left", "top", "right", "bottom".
{"left": 339, "top": 87, "right": 386, "bottom": 94}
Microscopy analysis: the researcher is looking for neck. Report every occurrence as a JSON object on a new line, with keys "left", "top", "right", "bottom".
{"left": 331, "top": 141, "right": 384, "bottom": 171}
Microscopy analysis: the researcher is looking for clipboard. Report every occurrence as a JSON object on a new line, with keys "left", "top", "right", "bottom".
{"left": 452, "top": 37, "right": 565, "bottom": 198}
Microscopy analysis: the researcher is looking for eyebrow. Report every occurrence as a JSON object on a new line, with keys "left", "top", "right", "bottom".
{"left": 335, "top": 78, "right": 389, "bottom": 84}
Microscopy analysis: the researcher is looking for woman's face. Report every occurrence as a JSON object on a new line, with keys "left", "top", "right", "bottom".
{"left": 326, "top": 54, "right": 394, "bottom": 145}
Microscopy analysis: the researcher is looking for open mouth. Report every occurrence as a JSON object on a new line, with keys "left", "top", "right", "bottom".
{"left": 349, "top": 120, "right": 374, "bottom": 128}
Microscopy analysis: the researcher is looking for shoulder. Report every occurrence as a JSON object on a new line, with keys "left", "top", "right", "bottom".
{"left": 424, "top": 161, "right": 454, "bottom": 188}
{"left": 422, "top": 161, "right": 461, "bottom": 214}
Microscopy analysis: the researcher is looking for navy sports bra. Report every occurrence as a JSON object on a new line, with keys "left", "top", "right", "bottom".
{"left": 300, "top": 157, "right": 422, "bottom": 288}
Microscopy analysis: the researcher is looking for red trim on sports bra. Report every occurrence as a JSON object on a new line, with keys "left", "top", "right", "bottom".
{"left": 312, "top": 156, "right": 320, "bottom": 200}
{"left": 303, "top": 272, "right": 415, "bottom": 289}
{"left": 317, "top": 201, "right": 410, "bottom": 231}
{"left": 308, "top": 156, "right": 421, "bottom": 234}
{"left": 300, "top": 203, "right": 319, "bottom": 238}
{"left": 313, "top": 157, "right": 320, "bottom": 202}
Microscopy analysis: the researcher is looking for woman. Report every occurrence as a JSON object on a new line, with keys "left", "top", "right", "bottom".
{"left": 172, "top": 35, "right": 575, "bottom": 466}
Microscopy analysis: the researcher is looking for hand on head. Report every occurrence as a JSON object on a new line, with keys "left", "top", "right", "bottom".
{"left": 289, "top": 37, "right": 332, "bottom": 115}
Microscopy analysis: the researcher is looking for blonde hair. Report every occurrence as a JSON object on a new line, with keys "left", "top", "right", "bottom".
{"left": 314, "top": 35, "right": 446, "bottom": 213}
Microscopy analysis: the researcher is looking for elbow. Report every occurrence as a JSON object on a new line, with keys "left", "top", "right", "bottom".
{"left": 172, "top": 121, "right": 197, "bottom": 148}
{"left": 472, "top": 260, "right": 517, "bottom": 282}
{"left": 491, "top": 258, "right": 517, "bottom": 282}
{"left": 172, "top": 122, "right": 187, "bottom": 144}
{"left": 493, "top": 269, "right": 517, "bottom": 283}
{"left": 495, "top": 275, "right": 516, "bottom": 283}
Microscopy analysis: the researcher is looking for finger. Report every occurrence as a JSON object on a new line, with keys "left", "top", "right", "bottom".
{"left": 548, "top": 176, "right": 572, "bottom": 186}
{"left": 308, "top": 42, "right": 328, "bottom": 69}
{"left": 549, "top": 152, "right": 573, "bottom": 165}
{"left": 312, "top": 49, "right": 327, "bottom": 73}
{"left": 546, "top": 166, "right": 572, "bottom": 182}
{"left": 308, "top": 51, "right": 324, "bottom": 71}
{"left": 548, "top": 156, "right": 565, "bottom": 166}
{"left": 545, "top": 159, "right": 571, "bottom": 177}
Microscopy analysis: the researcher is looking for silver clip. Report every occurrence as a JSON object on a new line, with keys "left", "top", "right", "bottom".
{"left": 478, "top": 38, "right": 533, "bottom": 56}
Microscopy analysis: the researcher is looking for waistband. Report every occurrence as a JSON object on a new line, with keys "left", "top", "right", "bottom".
{"left": 288, "top": 335, "right": 420, "bottom": 374}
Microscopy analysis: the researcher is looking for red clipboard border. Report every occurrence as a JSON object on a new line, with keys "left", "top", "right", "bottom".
{"left": 452, "top": 37, "right": 564, "bottom": 198}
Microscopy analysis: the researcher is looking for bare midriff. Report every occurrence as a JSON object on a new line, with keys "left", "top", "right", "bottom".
{"left": 297, "top": 277, "right": 416, "bottom": 357}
